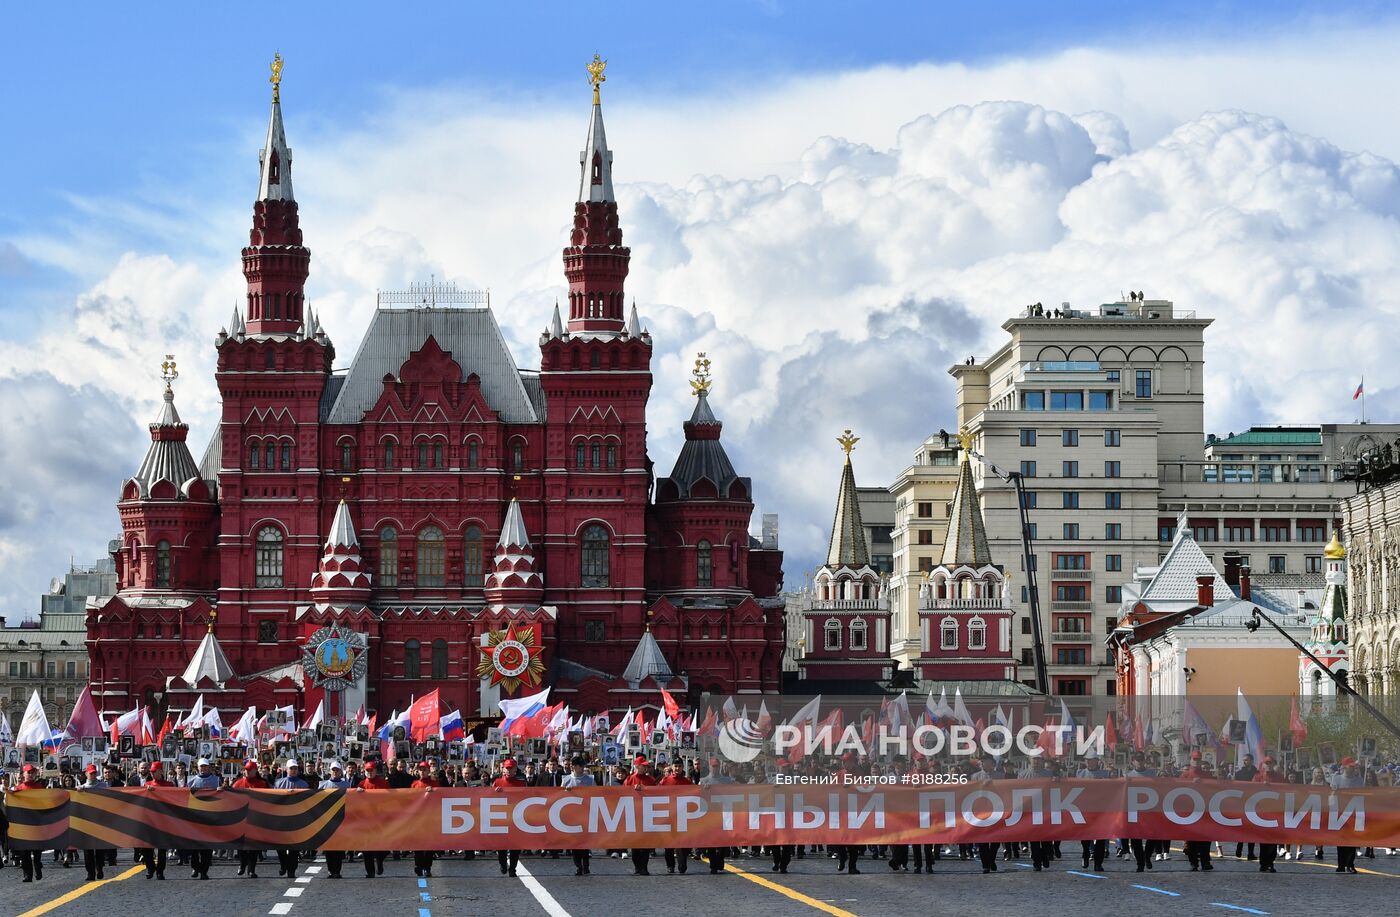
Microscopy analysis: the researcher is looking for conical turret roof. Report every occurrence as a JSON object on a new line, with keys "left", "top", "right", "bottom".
{"left": 939, "top": 450, "right": 992, "bottom": 567}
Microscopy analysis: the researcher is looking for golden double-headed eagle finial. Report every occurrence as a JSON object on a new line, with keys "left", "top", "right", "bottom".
{"left": 689, "top": 352, "right": 712, "bottom": 396}
{"left": 160, "top": 354, "right": 179, "bottom": 385}
{"left": 956, "top": 425, "right": 974, "bottom": 453}
{"left": 587, "top": 54, "right": 607, "bottom": 104}
{"left": 270, "top": 52, "right": 284, "bottom": 102}
{"left": 837, "top": 429, "right": 860, "bottom": 458}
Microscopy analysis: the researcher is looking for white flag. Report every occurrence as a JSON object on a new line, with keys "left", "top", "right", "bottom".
{"left": 0, "top": 711, "right": 12, "bottom": 744}
{"left": 15, "top": 690, "right": 51, "bottom": 747}
{"left": 306, "top": 698, "right": 325, "bottom": 732}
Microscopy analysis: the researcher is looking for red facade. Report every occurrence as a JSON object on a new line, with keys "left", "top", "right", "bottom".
{"left": 87, "top": 75, "right": 784, "bottom": 724}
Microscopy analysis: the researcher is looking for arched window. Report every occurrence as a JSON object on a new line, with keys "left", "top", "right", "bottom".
{"left": 581, "top": 524, "right": 610, "bottom": 587}
{"left": 383, "top": 440, "right": 395, "bottom": 468}
{"left": 823, "top": 618, "right": 842, "bottom": 651}
{"left": 1311, "top": 669, "right": 1322, "bottom": 698}
{"left": 264, "top": 443, "right": 276, "bottom": 470}
{"left": 591, "top": 443, "right": 601, "bottom": 468}
{"left": 404, "top": 639, "right": 421, "bottom": 679}
{"left": 417, "top": 526, "right": 445, "bottom": 587}
{"left": 340, "top": 442, "right": 354, "bottom": 472}
{"left": 940, "top": 617, "right": 959, "bottom": 651}
{"left": 512, "top": 442, "right": 524, "bottom": 471}
{"left": 432, "top": 639, "right": 448, "bottom": 680}
{"left": 249, "top": 442, "right": 261, "bottom": 470}
{"left": 378, "top": 527, "right": 398, "bottom": 587}
{"left": 464, "top": 526, "right": 484, "bottom": 587}
{"left": 265, "top": 348, "right": 276, "bottom": 369}
{"left": 849, "top": 618, "right": 868, "bottom": 651}
{"left": 696, "top": 539, "right": 713, "bottom": 588}
{"left": 280, "top": 441, "right": 292, "bottom": 471}
{"left": 575, "top": 443, "right": 586, "bottom": 468}
{"left": 607, "top": 444, "right": 618, "bottom": 469}
{"left": 434, "top": 442, "right": 444, "bottom": 468}
{"left": 466, "top": 440, "right": 479, "bottom": 469}
{"left": 417, "top": 441, "right": 429, "bottom": 468}
{"left": 155, "top": 540, "right": 172, "bottom": 588}
{"left": 255, "top": 526, "right": 284, "bottom": 587}
{"left": 968, "top": 617, "right": 987, "bottom": 650}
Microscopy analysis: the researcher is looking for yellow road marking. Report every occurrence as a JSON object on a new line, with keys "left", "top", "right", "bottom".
{"left": 723, "top": 862, "right": 861, "bottom": 917}
{"left": 16, "top": 864, "right": 145, "bottom": 917}
{"left": 1221, "top": 850, "right": 1400, "bottom": 878}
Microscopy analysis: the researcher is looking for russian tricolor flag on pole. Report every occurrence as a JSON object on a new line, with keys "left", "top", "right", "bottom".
{"left": 440, "top": 708, "right": 465, "bottom": 742}
{"left": 1355, "top": 380, "right": 1365, "bottom": 400}
{"left": 498, "top": 687, "right": 550, "bottom": 732}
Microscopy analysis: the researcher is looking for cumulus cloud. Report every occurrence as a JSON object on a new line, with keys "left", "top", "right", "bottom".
{"left": 7, "top": 32, "right": 1400, "bottom": 609}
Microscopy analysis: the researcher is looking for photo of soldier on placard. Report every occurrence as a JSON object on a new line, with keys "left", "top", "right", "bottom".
{"left": 1296, "top": 746, "right": 1313, "bottom": 769}
{"left": 602, "top": 740, "right": 620, "bottom": 765}
{"left": 81, "top": 737, "right": 94, "bottom": 754}
{"left": 1361, "top": 737, "right": 1378, "bottom": 759}
{"left": 142, "top": 745, "right": 159, "bottom": 764}
{"left": 1320, "top": 742, "right": 1337, "bottom": 766}
{"left": 161, "top": 735, "right": 178, "bottom": 758}
{"left": 181, "top": 737, "right": 198, "bottom": 758}
{"left": 92, "top": 737, "right": 108, "bottom": 755}
{"left": 274, "top": 741, "right": 293, "bottom": 761}
{"left": 569, "top": 731, "right": 584, "bottom": 751}
{"left": 2, "top": 747, "right": 21, "bottom": 769}
{"left": 355, "top": 725, "right": 370, "bottom": 742}
{"left": 297, "top": 729, "right": 315, "bottom": 750}
{"left": 347, "top": 742, "right": 364, "bottom": 762}
{"left": 394, "top": 739, "right": 412, "bottom": 761}
{"left": 680, "top": 732, "right": 696, "bottom": 750}
{"left": 318, "top": 724, "right": 336, "bottom": 743}
{"left": 119, "top": 735, "right": 136, "bottom": 758}
{"left": 391, "top": 725, "right": 407, "bottom": 743}
{"left": 1227, "top": 719, "right": 1247, "bottom": 744}
{"left": 320, "top": 741, "right": 337, "bottom": 759}
{"left": 1279, "top": 734, "right": 1295, "bottom": 753}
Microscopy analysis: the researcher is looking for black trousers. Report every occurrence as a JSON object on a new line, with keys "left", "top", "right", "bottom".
{"left": 1259, "top": 844, "right": 1277, "bottom": 870}
{"left": 277, "top": 847, "right": 300, "bottom": 875}
{"left": 912, "top": 844, "right": 937, "bottom": 871}
{"left": 771, "top": 845, "right": 792, "bottom": 872}
{"left": 83, "top": 849, "right": 109, "bottom": 879}
{"left": 324, "top": 851, "right": 344, "bottom": 876}
{"left": 1029, "top": 841, "right": 1053, "bottom": 869}
{"left": 1080, "top": 839, "right": 1107, "bottom": 868}
{"left": 888, "top": 845, "right": 909, "bottom": 869}
{"left": 707, "top": 847, "right": 726, "bottom": 873}
{"left": 572, "top": 849, "right": 591, "bottom": 872}
{"left": 18, "top": 849, "right": 43, "bottom": 880}
{"left": 1130, "top": 839, "right": 1156, "bottom": 870}
{"left": 140, "top": 847, "right": 168, "bottom": 876}
{"left": 191, "top": 849, "right": 212, "bottom": 877}
{"left": 414, "top": 851, "right": 434, "bottom": 875}
{"left": 978, "top": 843, "right": 1000, "bottom": 871}
{"left": 1338, "top": 846, "right": 1358, "bottom": 870}
{"left": 630, "top": 847, "right": 652, "bottom": 873}
{"left": 1235, "top": 842, "right": 1256, "bottom": 859}
{"left": 236, "top": 849, "right": 257, "bottom": 875}
{"left": 498, "top": 849, "right": 520, "bottom": 874}
{"left": 664, "top": 848, "right": 690, "bottom": 872}
{"left": 836, "top": 845, "right": 861, "bottom": 872}
{"left": 362, "top": 851, "right": 385, "bottom": 876}
{"left": 1185, "top": 841, "right": 1212, "bottom": 869}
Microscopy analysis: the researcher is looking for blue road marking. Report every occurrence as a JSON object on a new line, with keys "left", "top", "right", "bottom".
{"left": 419, "top": 909, "right": 431, "bottom": 917}
{"left": 417, "top": 878, "right": 428, "bottom": 888}
{"left": 1067, "top": 870, "right": 1107, "bottom": 879}
{"left": 1132, "top": 885, "right": 1181, "bottom": 896}
{"left": 420, "top": 893, "right": 432, "bottom": 902}
{"left": 1211, "top": 905, "right": 1269, "bottom": 915}
{"left": 1013, "top": 862, "right": 1033, "bottom": 868}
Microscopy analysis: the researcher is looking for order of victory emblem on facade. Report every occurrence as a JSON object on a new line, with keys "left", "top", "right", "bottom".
{"left": 301, "top": 624, "right": 369, "bottom": 692}
{"left": 477, "top": 624, "right": 545, "bottom": 693}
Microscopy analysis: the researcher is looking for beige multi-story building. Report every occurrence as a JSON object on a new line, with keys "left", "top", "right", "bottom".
{"left": 888, "top": 434, "right": 961, "bottom": 667}
{"left": 1341, "top": 470, "right": 1400, "bottom": 693}
{"left": 948, "top": 296, "right": 1399, "bottom": 697}
{"left": 0, "top": 559, "right": 114, "bottom": 726}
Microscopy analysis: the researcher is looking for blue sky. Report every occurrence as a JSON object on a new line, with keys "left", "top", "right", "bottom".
{"left": 3, "top": 2, "right": 1400, "bottom": 617}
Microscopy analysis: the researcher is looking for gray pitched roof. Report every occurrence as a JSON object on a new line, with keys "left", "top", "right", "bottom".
{"left": 1140, "top": 527, "right": 1231, "bottom": 603}
{"left": 323, "top": 308, "right": 540, "bottom": 424}
{"left": 663, "top": 391, "right": 744, "bottom": 498}
{"left": 498, "top": 498, "right": 531, "bottom": 548}
{"left": 622, "top": 629, "right": 673, "bottom": 684}
{"left": 132, "top": 386, "right": 202, "bottom": 497}
{"left": 940, "top": 454, "right": 992, "bottom": 567}
{"left": 327, "top": 500, "right": 358, "bottom": 549}
{"left": 579, "top": 97, "right": 615, "bottom": 203}
{"left": 179, "top": 629, "right": 237, "bottom": 686}
{"left": 826, "top": 457, "right": 870, "bottom": 567}
{"left": 257, "top": 96, "right": 294, "bottom": 202}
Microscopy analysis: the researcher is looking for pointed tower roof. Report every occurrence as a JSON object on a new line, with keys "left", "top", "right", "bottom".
{"left": 258, "top": 53, "right": 294, "bottom": 202}
{"left": 131, "top": 362, "right": 201, "bottom": 497}
{"left": 622, "top": 628, "right": 674, "bottom": 685}
{"left": 498, "top": 498, "right": 531, "bottom": 549}
{"left": 326, "top": 499, "right": 358, "bottom": 550}
{"left": 826, "top": 429, "right": 870, "bottom": 568}
{"left": 550, "top": 302, "right": 564, "bottom": 339}
{"left": 579, "top": 54, "right": 615, "bottom": 203}
{"left": 664, "top": 354, "right": 745, "bottom": 499}
{"left": 625, "top": 302, "right": 641, "bottom": 337}
{"left": 939, "top": 437, "right": 992, "bottom": 567}
{"left": 230, "top": 304, "right": 245, "bottom": 337}
{"left": 180, "top": 622, "right": 238, "bottom": 686}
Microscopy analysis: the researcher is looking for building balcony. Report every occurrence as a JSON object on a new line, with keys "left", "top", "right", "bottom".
{"left": 1050, "top": 630, "right": 1094, "bottom": 643}
{"left": 809, "top": 599, "right": 885, "bottom": 611}
{"left": 1049, "top": 599, "right": 1094, "bottom": 612}
{"left": 1050, "top": 569, "right": 1093, "bottom": 581}
{"left": 918, "top": 597, "right": 1006, "bottom": 611}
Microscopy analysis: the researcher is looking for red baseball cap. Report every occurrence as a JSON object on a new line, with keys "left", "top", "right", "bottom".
{"left": 1341, "top": 756, "right": 1359, "bottom": 766}
{"left": 416, "top": 761, "right": 431, "bottom": 769}
{"left": 21, "top": 764, "right": 37, "bottom": 774}
{"left": 501, "top": 758, "right": 516, "bottom": 768}
{"left": 244, "top": 759, "right": 260, "bottom": 770}
{"left": 364, "top": 761, "right": 378, "bottom": 771}
{"left": 84, "top": 764, "right": 98, "bottom": 774}
{"left": 150, "top": 762, "right": 164, "bottom": 774}
{"left": 634, "top": 755, "right": 649, "bottom": 765}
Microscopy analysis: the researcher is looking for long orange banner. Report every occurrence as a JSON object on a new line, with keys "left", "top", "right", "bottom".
{"left": 7, "top": 780, "right": 1400, "bottom": 850}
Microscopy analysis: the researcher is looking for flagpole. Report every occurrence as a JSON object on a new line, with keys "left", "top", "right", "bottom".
{"left": 1363, "top": 374, "right": 1367, "bottom": 424}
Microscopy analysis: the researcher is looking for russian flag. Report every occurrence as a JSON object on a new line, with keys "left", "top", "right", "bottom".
{"left": 1355, "top": 380, "right": 1365, "bottom": 400}
{"left": 440, "top": 708, "right": 465, "bottom": 743}
{"left": 498, "top": 687, "right": 550, "bottom": 732}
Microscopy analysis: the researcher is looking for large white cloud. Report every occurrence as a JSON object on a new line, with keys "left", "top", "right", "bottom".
{"left": 5, "top": 32, "right": 1400, "bottom": 613}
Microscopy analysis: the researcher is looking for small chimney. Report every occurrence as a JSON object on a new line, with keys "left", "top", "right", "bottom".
{"left": 1196, "top": 574, "right": 1214, "bottom": 608}
{"left": 1240, "top": 564, "right": 1251, "bottom": 602}
{"left": 1223, "top": 552, "right": 1242, "bottom": 589}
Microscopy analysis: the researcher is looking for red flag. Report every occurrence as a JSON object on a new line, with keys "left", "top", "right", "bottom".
{"left": 408, "top": 689, "right": 441, "bottom": 743}
{"left": 699, "top": 707, "right": 717, "bottom": 738}
{"left": 156, "top": 715, "right": 174, "bottom": 747}
{"left": 507, "top": 705, "right": 551, "bottom": 739}
{"left": 660, "top": 687, "right": 680, "bottom": 720}
{"left": 64, "top": 685, "right": 104, "bottom": 739}
{"left": 1290, "top": 696, "right": 1309, "bottom": 745}
{"left": 1104, "top": 712, "right": 1119, "bottom": 752}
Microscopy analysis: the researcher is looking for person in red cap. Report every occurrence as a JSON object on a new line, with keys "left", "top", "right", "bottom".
{"left": 78, "top": 762, "right": 113, "bottom": 882}
{"left": 135, "top": 761, "right": 176, "bottom": 879}
{"left": 698, "top": 756, "right": 735, "bottom": 873}
{"left": 658, "top": 762, "right": 694, "bottom": 874}
{"left": 358, "top": 761, "right": 390, "bottom": 878}
{"left": 231, "top": 760, "right": 269, "bottom": 878}
{"left": 492, "top": 758, "right": 529, "bottom": 877}
{"left": 411, "top": 761, "right": 440, "bottom": 877}
{"left": 622, "top": 756, "right": 658, "bottom": 875}
{"left": 1180, "top": 754, "right": 1214, "bottom": 872}
{"left": 13, "top": 764, "right": 48, "bottom": 882}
